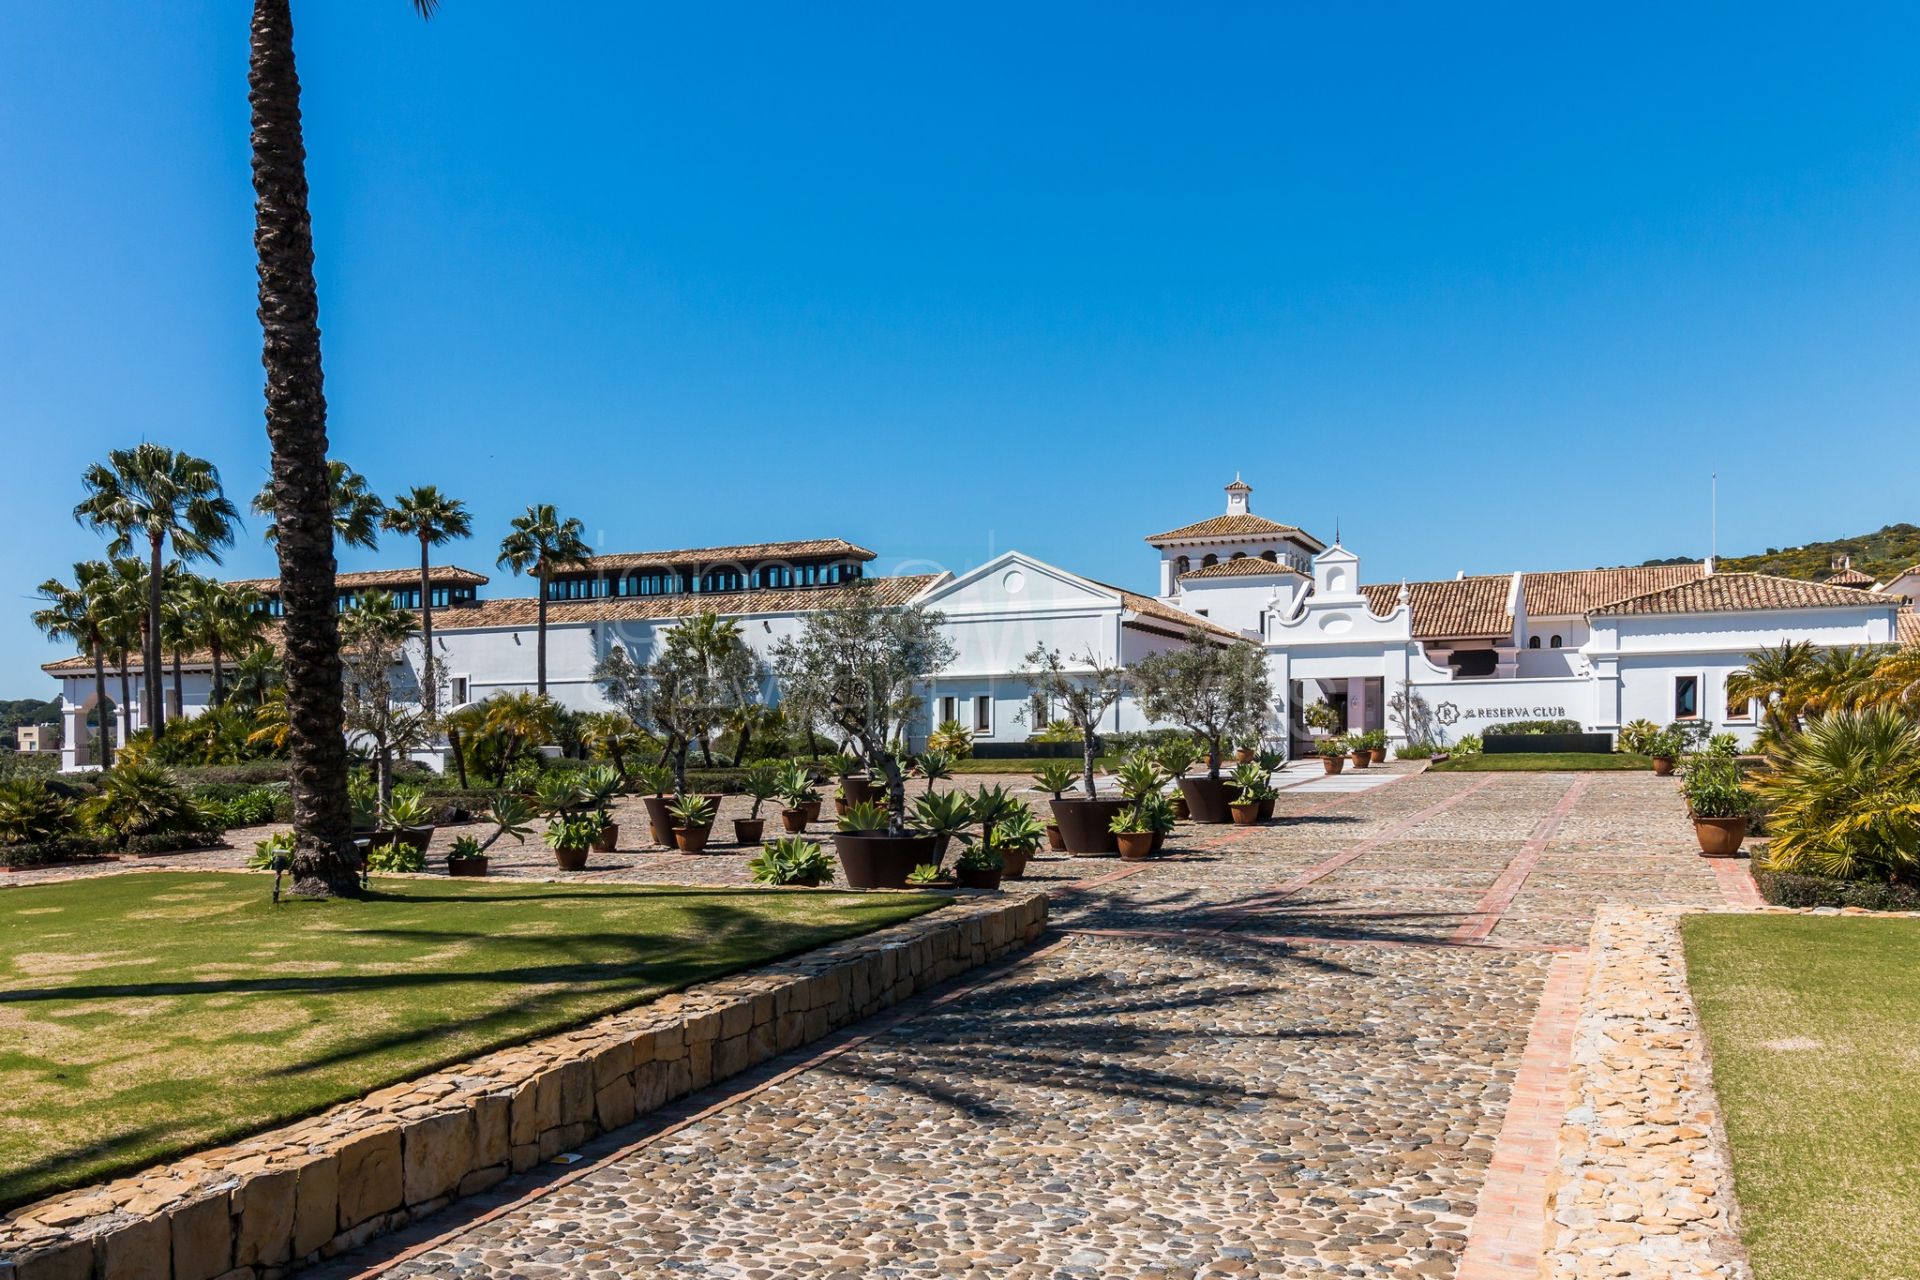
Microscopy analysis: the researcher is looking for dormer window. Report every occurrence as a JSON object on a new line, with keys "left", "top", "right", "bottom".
{"left": 1175, "top": 555, "right": 1190, "bottom": 576}
{"left": 1202, "top": 554, "right": 1219, "bottom": 568}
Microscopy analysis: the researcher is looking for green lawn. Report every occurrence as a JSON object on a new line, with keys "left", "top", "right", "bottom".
{"left": 1683, "top": 914, "right": 1920, "bottom": 1280}
{"left": 949, "top": 756, "right": 1116, "bottom": 774}
{"left": 1427, "top": 751, "right": 1653, "bottom": 772}
{"left": 0, "top": 872, "right": 941, "bottom": 1209}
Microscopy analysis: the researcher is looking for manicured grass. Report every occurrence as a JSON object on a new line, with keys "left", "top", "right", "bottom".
{"left": 1427, "top": 751, "right": 1653, "bottom": 772}
{"left": 1683, "top": 914, "right": 1920, "bottom": 1280}
{"left": 948, "top": 756, "right": 1116, "bottom": 775}
{"left": 0, "top": 872, "right": 941, "bottom": 1209}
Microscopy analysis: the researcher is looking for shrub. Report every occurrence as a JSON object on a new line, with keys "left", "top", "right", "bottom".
{"left": 194, "top": 784, "right": 283, "bottom": 828}
{"left": 0, "top": 777, "right": 77, "bottom": 847}
{"left": 1104, "top": 728, "right": 1198, "bottom": 759}
{"left": 1681, "top": 755, "right": 1751, "bottom": 820}
{"left": 1619, "top": 719, "right": 1662, "bottom": 755}
{"left": 1753, "top": 869, "right": 1920, "bottom": 913}
{"left": 1450, "top": 734, "right": 1483, "bottom": 756}
{"left": 1754, "top": 707, "right": 1920, "bottom": 884}
{"left": 81, "top": 764, "right": 217, "bottom": 841}
{"left": 124, "top": 830, "right": 222, "bottom": 855}
{"left": 927, "top": 720, "right": 974, "bottom": 759}
{"left": 1397, "top": 741, "right": 1438, "bottom": 760}
{"left": 1484, "top": 718, "right": 1582, "bottom": 735}
{"left": 366, "top": 839, "right": 426, "bottom": 874}
{"left": 748, "top": 836, "right": 834, "bottom": 886}
{"left": 0, "top": 834, "right": 112, "bottom": 869}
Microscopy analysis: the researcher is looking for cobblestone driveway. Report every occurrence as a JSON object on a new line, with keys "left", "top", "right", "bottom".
{"left": 286, "top": 766, "right": 1728, "bottom": 1280}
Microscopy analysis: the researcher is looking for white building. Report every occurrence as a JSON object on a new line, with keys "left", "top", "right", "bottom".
{"left": 41, "top": 482, "right": 1919, "bottom": 767}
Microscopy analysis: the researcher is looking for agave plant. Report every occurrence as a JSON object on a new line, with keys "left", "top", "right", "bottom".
{"left": 836, "top": 800, "right": 890, "bottom": 833}
{"left": 968, "top": 785, "right": 1025, "bottom": 854}
{"left": 917, "top": 749, "right": 955, "bottom": 793}
{"left": 534, "top": 773, "right": 591, "bottom": 818}
{"left": 748, "top": 836, "right": 834, "bottom": 886}
{"left": 741, "top": 764, "right": 782, "bottom": 819}
{"left": 666, "top": 793, "right": 717, "bottom": 831}
{"left": 911, "top": 789, "right": 974, "bottom": 843}
{"left": 1756, "top": 706, "right": 1920, "bottom": 884}
{"left": 1030, "top": 760, "right": 1081, "bottom": 799}
{"left": 1113, "top": 751, "right": 1167, "bottom": 801}
{"left": 993, "top": 805, "right": 1047, "bottom": 853}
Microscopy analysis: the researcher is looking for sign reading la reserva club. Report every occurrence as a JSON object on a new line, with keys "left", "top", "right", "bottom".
{"left": 1434, "top": 702, "right": 1568, "bottom": 725}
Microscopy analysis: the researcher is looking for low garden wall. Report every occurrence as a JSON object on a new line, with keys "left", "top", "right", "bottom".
{"left": 0, "top": 891, "right": 1049, "bottom": 1280}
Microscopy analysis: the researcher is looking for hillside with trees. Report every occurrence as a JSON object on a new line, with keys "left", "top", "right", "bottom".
{"left": 1642, "top": 523, "right": 1920, "bottom": 583}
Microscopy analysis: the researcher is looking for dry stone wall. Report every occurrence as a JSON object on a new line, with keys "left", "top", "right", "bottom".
{"left": 0, "top": 892, "right": 1048, "bottom": 1280}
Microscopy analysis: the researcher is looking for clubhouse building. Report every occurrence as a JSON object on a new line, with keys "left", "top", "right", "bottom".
{"left": 44, "top": 480, "right": 1917, "bottom": 768}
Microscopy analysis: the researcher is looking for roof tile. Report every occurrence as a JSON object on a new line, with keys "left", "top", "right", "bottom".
{"left": 1591, "top": 572, "right": 1897, "bottom": 616}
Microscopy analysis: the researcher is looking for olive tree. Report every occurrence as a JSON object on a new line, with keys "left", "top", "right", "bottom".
{"left": 770, "top": 590, "right": 954, "bottom": 833}
{"left": 593, "top": 611, "right": 763, "bottom": 795}
{"left": 1019, "top": 643, "right": 1129, "bottom": 799}
{"left": 1131, "top": 630, "right": 1273, "bottom": 779}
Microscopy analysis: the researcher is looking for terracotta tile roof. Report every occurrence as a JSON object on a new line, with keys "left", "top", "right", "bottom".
{"left": 226, "top": 566, "right": 489, "bottom": 592}
{"left": 574, "top": 538, "right": 876, "bottom": 572}
{"left": 1179, "top": 558, "right": 1306, "bottom": 581}
{"left": 1145, "top": 514, "right": 1326, "bottom": 550}
{"left": 1521, "top": 564, "right": 1706, "bottom": 617}
{"left": 1899, "top": 609, "right": 1920, "bottom": 646}
{"left": 1361, "top": 576, "right": 1514, "bottom": 639}
{"left": 1819, "top": 567, "right": 1877, "bottom": 588}
{"left": 1591, "top": 572, "right": 1899, "bottom": 617}
{"left": 424, "top": 574, "right": 940, "bottom": 629}
{"left": 43, "top": 625, "right": 288, "bottom": 676}
{"left": 1106, "top": 587, "right": 1251, "bottom": 643}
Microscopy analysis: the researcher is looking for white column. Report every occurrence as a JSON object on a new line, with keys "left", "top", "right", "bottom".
{"left": 1346, "top": 676, "right": 1370, "bottom": 732}
{"left": 1158, "top": 557, "right": 1174, "bottom": 597}
{"left": 61, "top": 699, "right": 88, "bottom": 769}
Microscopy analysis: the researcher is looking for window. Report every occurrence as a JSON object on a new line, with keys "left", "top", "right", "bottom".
{"left": 1230, "top": 551, "right": 1246, "bottom": 561}
{"left": 1260, "top": 549, "right": 1277, "bottom": 562}
{"left": 1550, "top": 635, "right": 1563, "bottom": 649}
{"left": 1725, "top": 684, "right": 1754, "bottom": 721}
{"left": 1029, "top": 693, "right": 1049, "bottom": 728}
{"left": 1674, "top": 675, "right": 1700, "bottom": 719}
{"left": 1527, "top": 636, "right": 1541, "bottom": 649}
{"left": 1194, "top": 608, "right": 1209, "bottom": 617}
{"left": 450, "top": 676, "right": 469, "bottom": 706}
{"left": 1202, "top": 553, "right": 1219, "bottom": 568}
{"left": 1174, "top": 555, "right": 1190, "bottom": 576}
{"left": 938, "top": 696, "right": 958, "bottom": 726}
{"left": 972, "top": 695, "right": 992, "bottom": 735}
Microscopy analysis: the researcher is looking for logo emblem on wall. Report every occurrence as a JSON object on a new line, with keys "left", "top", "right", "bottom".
{"left": 1435, "top": 701, "right": 1461, "bottom": 726}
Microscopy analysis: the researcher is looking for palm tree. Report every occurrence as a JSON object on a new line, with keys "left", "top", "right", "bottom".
{"left": 92, "top": 558, "right": 150, "bottom": 744}
{"left": 1728, "top": 640, "right": 1818, "bottom": 736}
{"left": 73, "top": 443, "right": 239, "bottom": 737}
{"left": 252, "top": 459, "right": 384, "bottom": 551}
{"left": 225, "top": 644, "right": 285, "bottom": 713}
{"left": 160, "top": 565, "right": 200, "bottom": 721}
{"left": 579, "top": 710, "right": 645, "bottom": 780}
{"left": 478, "top": 691, "right": 562, "bottom": 776}
{"left": 184, "top": 578, "right": 270, "bottom": 705}
{"left": 245, "top": 0, "right": 436, "bottom": 897}
{"left": 1867, "top": 645, "right": 1920, "bottom": 712}
{"left": 496, "top": 504, "right": 591, "bottom": 695}
{"left": 1800, "top": 646, "right": 1890, "bottom": 718}
{"left": 1756, "top": 706, "right": 1920, "bottom": 884}
{"left": 382, "top": 485, "right": 472, "bottom": 717}
{"left": 32, "top": 568, "right": 113, "bottom": 766}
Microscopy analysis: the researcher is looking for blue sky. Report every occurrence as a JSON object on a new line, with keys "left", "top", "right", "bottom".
{"left": 4, "top": 2, "right": 1918, "bottom": 693}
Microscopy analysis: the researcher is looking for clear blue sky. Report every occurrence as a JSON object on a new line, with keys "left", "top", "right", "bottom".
{"left": 5, "top": 3, "right": 1918, "bottom": 694}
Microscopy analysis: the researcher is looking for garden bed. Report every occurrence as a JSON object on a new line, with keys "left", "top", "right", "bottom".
{"left": 0, "top": 872, "right": 943, "bottom": 1210}
{"left": 1429, "top": 751, "right": 1653, "bottom": 772}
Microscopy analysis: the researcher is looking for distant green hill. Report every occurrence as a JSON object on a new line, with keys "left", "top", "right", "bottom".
{"left": 1643, "top": 523, "right": 1920, "bottom": 584}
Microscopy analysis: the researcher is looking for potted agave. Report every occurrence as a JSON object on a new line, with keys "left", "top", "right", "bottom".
{"left": 776, "top": 762, "right": 814, "bottom": 833}
{"left": 387, "top": 787, "right": 436, "bottom": 856}
{"left": 1683, "top": 755, "right": 1751, "bottom": 856}
{"left": 633, "top": 763, "right": 678, "bottom": 847}
{"left": 669, "top": 793, "right": 718, "bottom": 854}
{"left": 1030, "top": 761, "right": 1081, "bottom": 851}
{"left": 447, "top": 793, "right": 534, "bottom": 877}
{"left": 1228, "top": 762, "right": 1270, "bottom": 826}
{"left": 582, "top": 765, "right": 624, "bottom": 852}
{"left": 994, "top": 805, "right": 1046, "bottom": 878}
{"left": 954, "top": 842, "right": 1005, "bottom": 891}
{"left": 736, "top": 765, "right": 779, "bottom": 845}
{"left": 1114, "top": 753, "right": 1170, "bottom": 852}
{"left": 748, "top": 835, "right": 836, "bottom": 886}
{"left": 905, "top": 862, "right": 952, "bottom": 888}
{"left": 916, "top": 749, "right": 955, "bottom": 794}
{"left": 833, "top": 799, "right": 941, "bottom": 890}
{"left": 1233, "top": 740, "right": 1257, "bottom": 765}
{"left": 1108, "top": 805, "right": 1157, "bottom": 861}
{"left": 544, "top": 812, "right": 598, "bottom": 871}
{"left": 1157, "top": 740, "right": 1201, "bottom": 819}
{"left": 912, "top": 789, "right": 974, "bottom": 861}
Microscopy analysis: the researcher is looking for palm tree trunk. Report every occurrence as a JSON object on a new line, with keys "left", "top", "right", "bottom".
{"left": 249, "top": 0, "right": 358, "bottom": 898}
{"left": 172, "top": 649, "right": 185, "bottom": 719}
{"left": 210, "top": 637, "right": 226, "bottom": 706}
{"left": 116, "top": 658, "right": 133, "bottom": 753}
{"left": 535, "top": 571, "right": 549, "bottom": 695}
{"left": 449, "top": 726, "right": 468, "bottom": 789}
{"left": 418, "top": 531, "right": 436, "bottom": 718}
{"left": 147, "top": 531, "right": 167, "bottom": 735}
{"left": 91, "top": 644, "right": 112, "bottom": 768}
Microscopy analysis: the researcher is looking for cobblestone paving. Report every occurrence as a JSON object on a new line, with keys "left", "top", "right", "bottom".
{"left": 280, "top": 765, "right": 1729, "bottom": 1280}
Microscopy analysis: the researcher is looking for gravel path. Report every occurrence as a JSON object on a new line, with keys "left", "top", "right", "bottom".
{"left": 260, "top": 765, "right": 1726, "bottom": 1280}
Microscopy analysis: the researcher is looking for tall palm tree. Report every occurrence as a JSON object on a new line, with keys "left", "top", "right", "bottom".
{"left": 496, "top": 504, "right": 591, "bottom": 695}
{"left": 184, "top": 578, "right": 270, "bottom": 705}
{"left": 32, "top": 568, "right": 113, "bottom": 766}
{"left": 252, "top": 459, "right": 385, "bottom": 551}
{"left": 1728, "top": 640, "right": 1818, "bottom": 736}
{"left": 382, "top": 485, "right": 472, "bottom": 717}
{"left": 246, "top": 0, "right": 437, "bottom": 897}
{"left": 73, "top": 443, "right": 240, "bottom": 737}
{"left": 160, "top": 565, "right": 200, "bottom": 721}
{"left": 92, "top": 558, "right": 151, "bottom": 745}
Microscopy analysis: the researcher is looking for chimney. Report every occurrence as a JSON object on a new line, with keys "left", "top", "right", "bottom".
{"left": 1832, "top": 552, "right": 1852, "bottom": 571}
{"left": 1225, "top": 474, "right": 1251, "bottom": 516}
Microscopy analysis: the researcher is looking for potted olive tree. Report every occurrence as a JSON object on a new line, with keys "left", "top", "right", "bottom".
{"left": 771, "top": 588, "right": 955, "bottom": 888}
{"left": 1019, "top": 643, "right": 1131, "bottom": 853}
{"left": 593, "top": 610, "right": 764, "bottom": 796}
{"left": 1133, "top": 630, "right": 1273, "bottom": 823}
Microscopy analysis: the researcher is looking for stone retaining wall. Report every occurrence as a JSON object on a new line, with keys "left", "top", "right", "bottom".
{"left": 1542, "top": 906, "right": 1749, "bottom": 1280}
{"left": 1, "top": 891, "right": 1049, "bottom": 1280}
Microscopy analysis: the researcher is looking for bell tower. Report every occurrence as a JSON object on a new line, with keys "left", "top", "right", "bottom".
{"left": 1225, "top": 474, "right": 1252, "bottom": 516}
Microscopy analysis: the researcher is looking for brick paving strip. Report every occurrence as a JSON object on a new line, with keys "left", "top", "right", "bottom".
{"left": 1709, "top": 856, "right": 1764, "bottom": 908}
{"left": 1450, "top": 776, "right": 1594, "bottom": 944}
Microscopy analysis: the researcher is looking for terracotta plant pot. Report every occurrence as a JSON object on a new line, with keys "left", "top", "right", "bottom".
{"left": 592, "top": 822, "right": 619, "bottom": 853}
{"left": 552, "top": 847, "right": 590, "bottom": 871}
{"left": 447, "top": 856, "right": 489, "bottom": 877}
{"left": 1045, "top": 823, "right": 1066, "bottom": 852}
{"left": 1349, "top": 751, "right": 1370, "bottom": 770}
{"left": 675, "top": 824, "right": 712, "bottom": 854}
{"left": 641, "top": 795, "right": 676, "bottom": 846}
{"left": 1002, "top": 847, "right": 1034, "bottom": 879}
{"left": 1170, "top": 792, "right": 1189, "bottom": 820}
{"left": 1049, "top": 796, "right": 1132, "bottom": 854}
{"left": 734, "top": 817, "right": 766, "bottom": 845}
{"left": 1230, "top": 801, "right": 1261, "bottom": 826}
{"left": 1176, "top": 776, "right": 1235, "bottom": 824}
{"left": 1115, "top": 831, "right": 1156, "bottom": 861}
{"left": 802, "top": 796, "right": 823, "bottom": 823}
{"left": 956, "top": 865, "right": 1003, "bottom": 891}
{"left": 780, "top": 807, "right": 809, "bottom": 834}
{"left": 1322, "top": 755, "right": 1345, "bottom": 775}
{"left": 1369, "top": 748, "right": 1386, "bottom": 765}
{"left": 1692, "top": 816, "right": 1747, "bottom": 857}
{"left": 1234, "top": 748, "right": 1255, "bottom": 764}
{"left": 832, "top": 798, "right": 849, "bottom": 819}
{"left": 1652, "top": 756, "right": 1675, "bottom": 777}
{"left": 833, "top": 832, "right": 942, "bottom": 889}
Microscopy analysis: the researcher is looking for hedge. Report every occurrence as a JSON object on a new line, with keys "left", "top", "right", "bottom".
{"left": 1752, "top": 869, "right": 1920, "bottom": 913}
{"left": 0, "top": 835, "right": 114, "bottom": 869}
